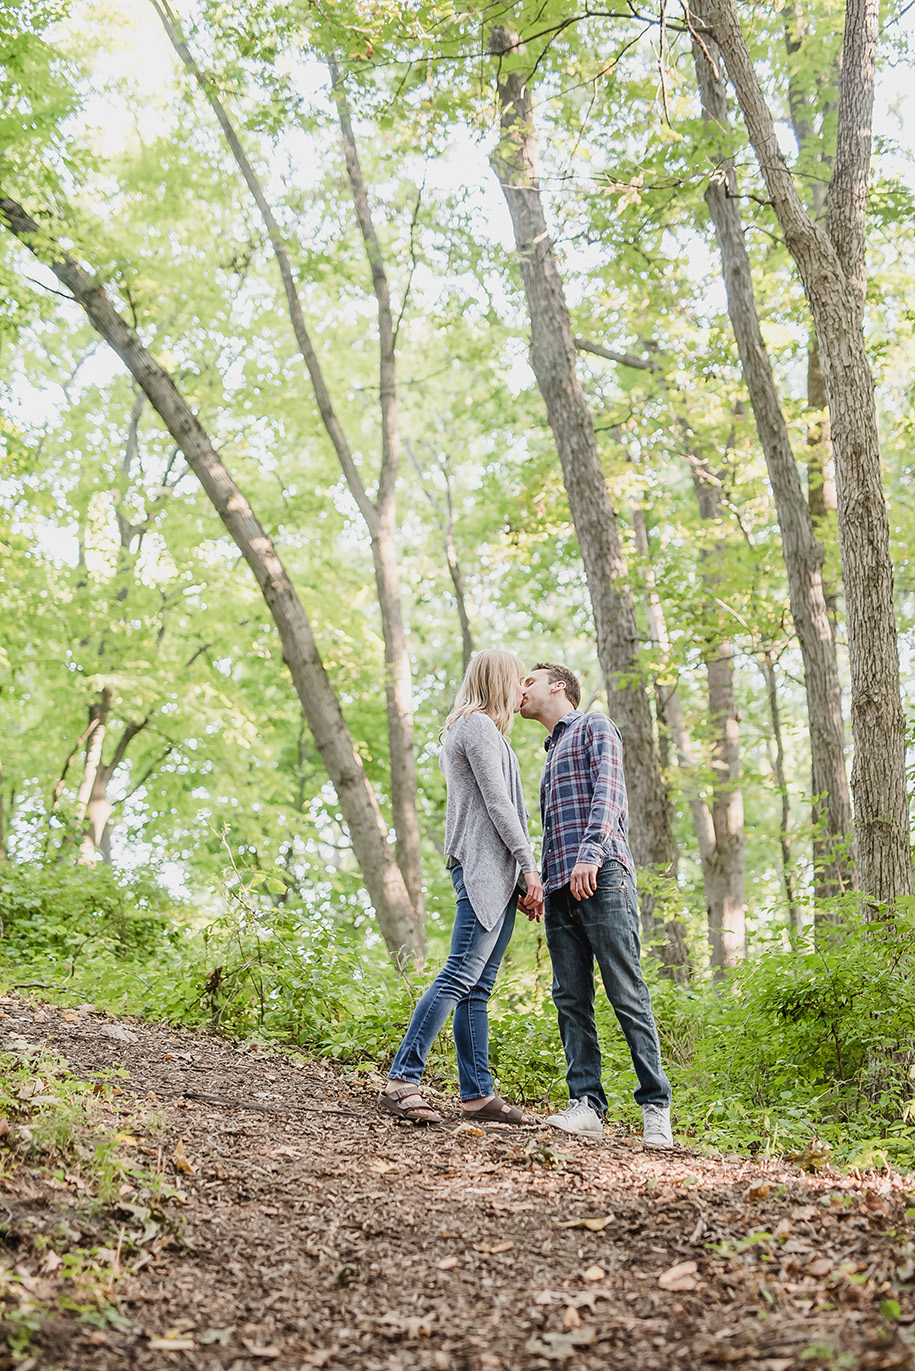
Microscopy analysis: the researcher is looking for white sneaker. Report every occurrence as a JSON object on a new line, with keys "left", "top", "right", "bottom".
{"left": 642, "top": 1102, "right": 673, "bottom": 1149}
{"left": 546, "top": 1098, "right": 603, "bottom": 1137}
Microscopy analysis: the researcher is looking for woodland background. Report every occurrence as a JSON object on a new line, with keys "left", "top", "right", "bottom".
{"left": 2, "top": 0, "right": 915, "bottom": 1164}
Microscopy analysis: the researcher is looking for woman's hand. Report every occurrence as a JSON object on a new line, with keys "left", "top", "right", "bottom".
{"left": 520, "top": 870, "right": 544, "bottom": 922}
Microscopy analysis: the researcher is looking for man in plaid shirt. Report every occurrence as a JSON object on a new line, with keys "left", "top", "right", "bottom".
{"left": 521, "top": 662, "right": 673, "bottom": 1147}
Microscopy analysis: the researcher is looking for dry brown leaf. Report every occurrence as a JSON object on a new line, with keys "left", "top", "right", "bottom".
{"left": 762, "top": 1361, "right": 794, "bottom": 1371}
{"left": 437, "top": 1256, "right": 459, "bottom": 1270}
{"left": 563, "top": 1305, "right": 581, "bottom": 1329}
{"left": 807, "top": 1257, "right": 832, "bottom": 1277}
{"left": 658, "top": 1259, "right": 699, "bottom": 1291}
{"left": 791, "top": 1205, "right": 818, "bottom": 1221}
{"left": 747, "top": 1183, "right": 770, "bottom": 1202}
{"left": 773, "top": 1218, "right": 792, "bottom": 1239}
{"left": 149, "top": 1337, "right": 197, "bottom": 1351}
{"left": 582, "top": 1265, "right": 605, "bottom": 1282}
{"left": 172, "top": 1138, "right": 196, "bottom": 1176}
{"left": 61, "top": 1011, "right": 81, "bottom": 1024}
{"left": 454, "top": 1123, "right": 486, "bottom": 1137}
{"left": 301, "top": 1351, "right": 337, "bottom": 1369}
{"left": 556, "top": 1214, "right": 612, "bottom": 1231}
{"left": 371, "top": 1159, "right": 394, "bottom": 1174}
{"left": 473, "top": 1241, "right": 514, "bottom": 1254}
{"left": 241, "top": 1340, "right": 281, "bottom": 1358}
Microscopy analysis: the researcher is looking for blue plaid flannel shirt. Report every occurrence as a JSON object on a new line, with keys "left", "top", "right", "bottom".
{"left": 539, "top": 710, "right": 635, "bottom": 894}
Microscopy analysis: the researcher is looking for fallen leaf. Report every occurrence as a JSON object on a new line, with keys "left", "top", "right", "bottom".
{"left": 807, "top": 1257, "right": 832, "bottom": 1277}
{"left": 301, "top": 1351, "right": 337, "bottom": 1369}
{"left": 473, "top": 1241, "right": 514, "bottom": 1254}
{"left": 371, "top": 1159, "right": 394, "bottom": 1173}
{"left": 582, "top": 1265, "right": 605, "bottom": 1282}
{"left": 563, "top": 1305, "right": 581, "bottom": 1328}
{"left": 42, "top": 1251, "right": 63, "bottom": 1274}
{"left": 271, "top": 1145, "right": 306, "bottom": 1159}
{"left": 747, "top": 1183, "right": 770, "bottom": 1202}
{"left": 61, "top": 1011, "right": 81, "bottom": 1024}
{"left": 173, "top": 1138, "right": 196, "bottom": 1176}
{"left": 241, "top": 1341, "right": 281, "bottom": 1358}
{"left": 454, "top": 1123, "right": 486, "bottom": 1137}
{"left": 149, "top": 1338, "right": 197, "bottom": 1350}
{"left": 198, "top": 1329, "right": 231, "bottom": 1346}
{"left": 658, "top": 1259, "right": 699, "bottom": 1291}
{"left": 791, "top": 1205, "right": 818, "bottom": 1221}
{"left": 773, "top": 1218, "right": 792, "bottom": 1239}
{"left": 84, "top": 1331, "right": 108, "bottom": 1345}
{"left": 437, "top": 1255, "right": 459, "bottom": 1270}
{"left": 525, "top": 1327, "right": 596, "bottom": 1360}
{"left": 556, "top": 1214, "right": 612, "bottom": 1231}
{"left": 762, "top": 1361, "right": 794, "bottom": 1371}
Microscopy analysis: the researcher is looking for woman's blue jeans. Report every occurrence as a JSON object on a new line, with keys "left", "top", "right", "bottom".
{"left": 388, "top": 864, "right": 517, "bottom": 1100}
{"left": 544, "top": 860, "right": 671, "bottom": 1111}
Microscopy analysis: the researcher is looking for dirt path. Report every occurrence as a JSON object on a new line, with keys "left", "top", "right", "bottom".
{"left": 2, "top": 998, "right": 914, "bottom": 1370}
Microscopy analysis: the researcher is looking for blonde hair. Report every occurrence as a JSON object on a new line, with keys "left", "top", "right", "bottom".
{"left": 440, "top": 649, "right": 524, "bottom": 740}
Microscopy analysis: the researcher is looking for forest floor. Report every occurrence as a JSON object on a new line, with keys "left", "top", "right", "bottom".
{"left": 1, "top": 997, "right": 914, "bottom": 1371}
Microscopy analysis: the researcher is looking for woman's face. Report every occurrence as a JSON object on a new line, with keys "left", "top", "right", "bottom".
{"left": 512, "top": 676, "right": 524, "bottom": 712}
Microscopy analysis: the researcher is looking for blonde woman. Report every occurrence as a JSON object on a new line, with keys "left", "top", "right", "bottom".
{"left": 379, "top": 649, "right": 543, "bottom": 1125}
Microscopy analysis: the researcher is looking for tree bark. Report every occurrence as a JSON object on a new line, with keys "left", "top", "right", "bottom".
{"left": 489, "top": 30, "right": 689, "bottom": 978}
{"left": 151, "top": 0, "right": 425, "bottom": 930}
{"left": 690, "top": 1, "right": 856, "bottom": 901}
{"left": 762, "top": 649, "right": 802, "bottom": 932}
{"left": 0, "top": 194, "right": 423, "bottom": 963}
{"left": 75, "top": 689, "right": 110, "bottom": 864}
{"left": 688, "top": 459, "right": 745, "bottom": 972}
{"left": 703, "top": 0, "right": 912, "bottom": 905}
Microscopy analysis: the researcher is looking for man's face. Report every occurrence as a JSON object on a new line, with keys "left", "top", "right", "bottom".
{"left": 520, "top": 668, "right": 555, "bottom": 720}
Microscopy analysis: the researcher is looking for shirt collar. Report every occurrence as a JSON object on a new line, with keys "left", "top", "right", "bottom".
{"left": 543, "top": 709, "right": 583, "bottom": 753}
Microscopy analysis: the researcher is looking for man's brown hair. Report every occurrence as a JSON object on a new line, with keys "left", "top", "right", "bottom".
{"left": 532, "top": 662, "right": 581, "bottom": 710}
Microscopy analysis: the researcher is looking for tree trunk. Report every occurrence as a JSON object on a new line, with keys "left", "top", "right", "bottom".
{"left": 690, "top": 2, "right": 856, "bottom": 901}
{"left": 0, "top": 195, "right": 423, "bottom": 964}
{"left": 489, "top": 30, "right": 689, "bottom": 978}
{"left": 688, "top": 461, "right": 745, "bottom": 972}
{"left": 705, "top": 0, "right": 912, "bottom": 905}
{"left": 75, "top": 690, "right": 110, "bottom": 864}
{"left": 762, "top": 650, "right": 802, "bottom": 932}
{"left": 151, "top": 0, "right": 425, "bottom": 930}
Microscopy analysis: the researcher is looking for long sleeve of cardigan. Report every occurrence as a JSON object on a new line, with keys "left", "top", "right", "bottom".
{"left": 459, "top": 715, "right": 535, "bottom": 870}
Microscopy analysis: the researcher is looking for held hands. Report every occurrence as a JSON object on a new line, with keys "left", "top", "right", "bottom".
{"left": 570, "top": 862, "right": 599, "bottom": 901}
{"left": 519, "top": 869, "right": 544, "bottom": 922}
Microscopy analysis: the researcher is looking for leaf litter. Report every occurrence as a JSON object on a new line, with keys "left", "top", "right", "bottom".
{"left": 0, "top": 995, "right": 914, "bottom": 1369}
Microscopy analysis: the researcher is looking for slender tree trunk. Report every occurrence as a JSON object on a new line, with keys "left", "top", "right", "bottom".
{"left": 75, "top": 690, "right": 110, "bottom": 863}
{"left": 762, "top": 650, "right": 802, "bottom": 932}
{"left": 151, "top": 0, "right": 424, "bottom": 928}
{"left": 630, "top": 500, "right": 717, "bottom": 876}
{"left": 690, "top": 1, "right": 856, "bottom": 901}
{"left": 489, "top": 30, "right": 689, "bottom": 978}
{"left": 0, "top": 755, "right": 7, "bottom": 862}
{"left": 688, "top": 461, "right": 746, "bottom": 972}
{"left": 704, "top": 0, "right": 912, "bottom": 905}
{"left": 0, "top": 195, "right": 423, "bottom": 963}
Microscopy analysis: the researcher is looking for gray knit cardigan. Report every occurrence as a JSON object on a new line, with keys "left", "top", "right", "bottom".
{"left": 440, "top": 712, "right": 536, "bottom": 930}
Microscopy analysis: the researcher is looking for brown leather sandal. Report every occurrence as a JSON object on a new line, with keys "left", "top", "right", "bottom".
{"left": 463, "top": 1094, "right": 536, "bottom": 1125}
{"left": 377, "top": 1082, "right": 443, "bottom": 1125}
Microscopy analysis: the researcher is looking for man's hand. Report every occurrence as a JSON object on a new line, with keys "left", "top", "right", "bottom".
{"left": 570, "top": 862, "right": 599, "bottom": 901}
{"left": 520, "top": 870, "right": 544, "bottom": 923}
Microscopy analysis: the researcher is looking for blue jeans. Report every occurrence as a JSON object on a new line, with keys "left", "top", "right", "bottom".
{"left": 545, "top": 860, "right": 671, "bottom": 1111}
{"left": 388, "top": 865, "right": 517, "bottom": 1100}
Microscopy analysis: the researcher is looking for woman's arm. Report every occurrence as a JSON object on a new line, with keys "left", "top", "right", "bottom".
{"left": 458, "top": 714, "right": 536, "bottom": 870}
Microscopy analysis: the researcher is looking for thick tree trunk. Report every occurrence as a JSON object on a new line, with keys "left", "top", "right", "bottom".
{"left": 489, "top": 31, "right": 689, "bottom": 978}
{"left": 151, "top": 1, "right": 425, "bottom": 930}
{"left": 0, "top": 196, "right": 423, "bottom": 963}
{"left": 704, "top": 0, "right": 912, "bottom": 904}
{"left": 690, "top": 4, "right": 856, "bottom": 901}
{"left": 688, "top": 462, "right": 746, "bottom": 972}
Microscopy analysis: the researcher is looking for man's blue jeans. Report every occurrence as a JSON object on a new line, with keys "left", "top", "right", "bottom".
{"left": 388, "top": 864, "right": 517, "bottom": 1101}
{"left": 544, "top": 860, "right": 671, "bottom": 1112}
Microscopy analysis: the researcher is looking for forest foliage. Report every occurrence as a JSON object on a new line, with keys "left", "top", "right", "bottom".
{"left": 1, "top": 0, "right": 915, "bottom": 1160}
